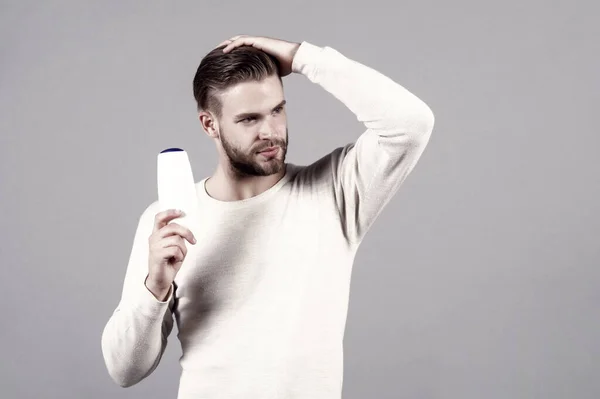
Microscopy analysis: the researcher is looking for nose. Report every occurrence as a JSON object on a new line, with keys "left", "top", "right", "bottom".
{"left": 258, "top": 118, "right": 279, "bottom": 141}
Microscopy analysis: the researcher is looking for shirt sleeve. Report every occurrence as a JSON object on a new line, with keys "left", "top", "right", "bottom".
{"left": 292, "top": 42, "right": 435, "bottom": 245}
{"left": 101, "top": 201, "right": 175, "bottom": 387}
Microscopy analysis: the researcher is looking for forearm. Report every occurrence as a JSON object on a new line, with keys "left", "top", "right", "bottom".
{"left": 101, "top": 283, "right": 173, "bottom": 387}
{"left": 292, "top": 42, "right": 434, "bottom": 139}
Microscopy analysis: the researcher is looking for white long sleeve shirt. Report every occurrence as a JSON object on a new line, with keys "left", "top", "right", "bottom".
{"left": 101, "top": 41, "right": 435, "bottom": 398}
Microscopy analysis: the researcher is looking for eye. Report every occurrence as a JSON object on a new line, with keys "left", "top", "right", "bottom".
{"left": 273, "top": 106, "right": 284, "bottom": 114}
{"left": 240, "top": 116, "right": 256, "bottom": 123}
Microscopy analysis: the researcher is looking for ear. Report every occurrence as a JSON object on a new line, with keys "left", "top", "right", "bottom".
{"left": 199, "top": 111, "right": 219, "bottom": 138}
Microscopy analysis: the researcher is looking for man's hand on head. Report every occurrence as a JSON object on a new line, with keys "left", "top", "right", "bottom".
{"left": 216, "top": 35, "right": 301, "bottom": 77}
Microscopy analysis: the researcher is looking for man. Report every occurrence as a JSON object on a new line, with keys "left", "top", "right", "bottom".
{"left": 101, "top": 35, "right": 435, "bottom": 398}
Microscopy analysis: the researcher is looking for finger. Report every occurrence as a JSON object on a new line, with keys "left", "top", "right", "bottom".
{"left": 163, "top": 246, "right": 185, "bottom": 263}
{"left": 222, "top": 37, "right": 259, "bottom": 53}
{"left": 215, "top": 39, "right": 232, "bottom": 49}
{"left": 221, "top": 40, "right": 239, "bottom": 53}
{"left": 160, "top": 236, "right": 187, "bottom": 258}
{"left": 160, "top": 223, "right": 196, "bottom": 245}
{"left": 153, "top": 209, "right": 185, "bottom": 233}
{"left": 216, "top": 35, "right": 244, "bottom": 49}
{"left": 160, "top": 235, "right": 185, "bottom": 249}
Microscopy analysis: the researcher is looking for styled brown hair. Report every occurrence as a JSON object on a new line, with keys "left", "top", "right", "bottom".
{"left": 192, "top": 45, "right": 282, "bottom": 118}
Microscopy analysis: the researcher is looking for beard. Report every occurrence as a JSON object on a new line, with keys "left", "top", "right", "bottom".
{"left": 219, "top": 127, "right": 288, "bottom": 177}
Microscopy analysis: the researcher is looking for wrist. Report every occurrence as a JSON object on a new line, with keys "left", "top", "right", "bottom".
{"left": 144, "top": 275, "right": 171, "bottom": 301}
{"left": 290, "top": 41, "right": 301, "bottom": 59}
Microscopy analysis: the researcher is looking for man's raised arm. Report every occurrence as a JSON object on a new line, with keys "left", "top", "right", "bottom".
{"left": 292, "top": 41, "right": 435, "bottom": 244}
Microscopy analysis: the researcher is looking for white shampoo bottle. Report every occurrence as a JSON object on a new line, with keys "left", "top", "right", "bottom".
{"left": 156, "top": 148, "right": 198, "bottom": 231}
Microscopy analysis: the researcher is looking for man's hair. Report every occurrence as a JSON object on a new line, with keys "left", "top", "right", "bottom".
{"left": 192, "top": 45, "right": 282, "bottom": 118}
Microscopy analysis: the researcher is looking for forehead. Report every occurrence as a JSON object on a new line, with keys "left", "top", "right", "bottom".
{"left": 218, "top": 75, "right": 284, "bottom": 116}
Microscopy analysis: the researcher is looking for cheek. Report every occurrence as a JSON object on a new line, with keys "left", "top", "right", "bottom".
{"left": 275, "top": 115, "right": 287, "bottom": 133}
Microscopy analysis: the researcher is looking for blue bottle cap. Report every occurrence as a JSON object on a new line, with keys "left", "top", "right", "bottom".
{"left": 160, "top": 148, "right": 184, "bottom": 154}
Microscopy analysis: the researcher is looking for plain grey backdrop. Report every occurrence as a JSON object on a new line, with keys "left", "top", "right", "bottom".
{"left": 1, "top": 0, "right": 598, "bottom": 398}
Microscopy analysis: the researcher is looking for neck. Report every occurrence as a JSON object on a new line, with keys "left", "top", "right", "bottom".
{"left": 205, "top": 163, "right": 287, "bottom": 202}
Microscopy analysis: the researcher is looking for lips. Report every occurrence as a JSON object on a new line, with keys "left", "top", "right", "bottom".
{"left": 258, "top": 146, "right": 280, "bottom": 158}
{"left": 259, "top": 146, "right": 279, "bottom": 153}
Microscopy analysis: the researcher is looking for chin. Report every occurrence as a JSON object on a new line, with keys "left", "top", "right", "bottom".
{"left": 257, "top": 160, "right": 285, "bottom": 176}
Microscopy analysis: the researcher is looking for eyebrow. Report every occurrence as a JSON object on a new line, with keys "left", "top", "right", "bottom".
{"left": 234, "top": 100, "right": 287, "bottom": 120}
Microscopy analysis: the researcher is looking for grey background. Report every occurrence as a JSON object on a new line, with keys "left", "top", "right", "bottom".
{"left": 1, "top": 0, "right": 598, "bottom": 398}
